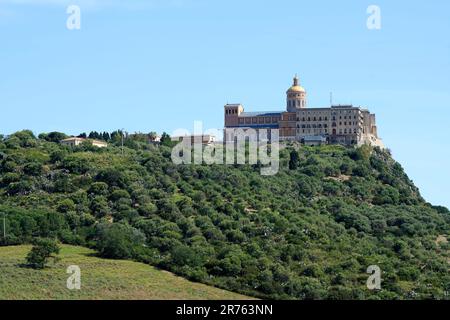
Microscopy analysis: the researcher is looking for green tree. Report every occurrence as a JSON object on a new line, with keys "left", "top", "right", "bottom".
{"left": 289, "top": 150, "right": 300, "bottom": 170}
{"left": 95, "top": 223, "right": 146, "bottom": 259}
{"left": 160, "top": 132, "right": 173, "bottom": 147}
{"left": 26, "top": 238, "right": 60, "bottom": 269}
{"left": 40, "top": 132, "right": 68, "bottom": 143}
{"left": 57, "top": 199, "right": 76, "bottom": 213}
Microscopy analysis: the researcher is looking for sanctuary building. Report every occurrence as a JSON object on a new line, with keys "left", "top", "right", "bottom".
{"left": 224, "top": 76, "right": 384, "bottom": 148}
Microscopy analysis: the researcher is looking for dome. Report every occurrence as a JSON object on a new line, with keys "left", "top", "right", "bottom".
{"left": 287, "top": 85, "right": 306, "bottom": 93}
{"left": 287, "top": 75, "right": 306, "bottom": 93}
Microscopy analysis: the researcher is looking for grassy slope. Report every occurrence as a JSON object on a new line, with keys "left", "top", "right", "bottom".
{"left": 0, "top": 245, "right": 252, "bottom": 300}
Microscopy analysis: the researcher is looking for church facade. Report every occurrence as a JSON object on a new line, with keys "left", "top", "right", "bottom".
{"left": 224, "top": 76, "right": 384, "bottom": 148}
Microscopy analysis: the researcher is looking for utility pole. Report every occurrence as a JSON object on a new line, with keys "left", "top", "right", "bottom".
{"left": 2, "top": 212, "right": 5, "bottom": 241}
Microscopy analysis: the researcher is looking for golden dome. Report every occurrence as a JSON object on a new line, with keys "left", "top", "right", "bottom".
{"left": 287, "top": 75, "right": 306, "bottom": 93}
{"left": 287, "top": 85, "right": 306, "bottom": 93}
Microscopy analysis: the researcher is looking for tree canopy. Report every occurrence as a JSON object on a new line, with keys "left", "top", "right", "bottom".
{"left": 0, "top": 131, "right": 449, "bottom": 299}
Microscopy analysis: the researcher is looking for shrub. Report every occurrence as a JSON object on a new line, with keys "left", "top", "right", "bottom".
{"left": 26, "top": 238, "right": 60, "bottom": 269}
{"left": 95, "top": 223, "right": 146, "bottom": 259}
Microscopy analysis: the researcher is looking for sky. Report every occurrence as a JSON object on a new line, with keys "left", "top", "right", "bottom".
{"left": 0, "top": 0, "right": 449, "bottom": 207}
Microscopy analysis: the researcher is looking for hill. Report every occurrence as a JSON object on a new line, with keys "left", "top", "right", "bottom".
{"left": 0, "top": 245, "right": 251, "bottom": 300}
{"left": 0, "top": 130, "right": 449, "bottom": 299}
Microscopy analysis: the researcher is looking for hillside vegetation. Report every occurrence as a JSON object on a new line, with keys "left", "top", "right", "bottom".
{"left": 0, "top": 130, "right": 449, "bottom": 299}
{"left": 0, "top": 245, "right": 250, "bottom": 300}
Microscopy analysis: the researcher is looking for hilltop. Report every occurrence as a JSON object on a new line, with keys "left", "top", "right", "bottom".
{"left": 0, "top": 130, "right": 449, "bottom": 299}
{"left": 0, "top": 245, "right": 251, "bottom": 300}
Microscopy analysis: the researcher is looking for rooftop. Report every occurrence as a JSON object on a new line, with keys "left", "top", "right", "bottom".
{"left": 240, "top": 111, "right": 282, "bottom": 117}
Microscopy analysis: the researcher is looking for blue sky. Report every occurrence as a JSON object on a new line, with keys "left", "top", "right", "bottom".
{"left": 0, "top": 0, "right": 449, "bottom": 207}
